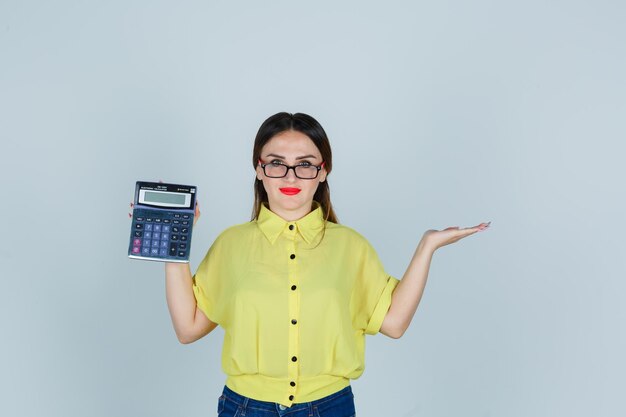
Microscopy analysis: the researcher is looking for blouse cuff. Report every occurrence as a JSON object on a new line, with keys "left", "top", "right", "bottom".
{"left": 365, "top": 276, "right": 400, "bottom": 335}
{"left": 192, "top": 281, "right": 215, "bottom": 324}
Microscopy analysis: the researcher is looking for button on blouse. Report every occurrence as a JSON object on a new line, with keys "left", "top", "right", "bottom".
{"left": 192, "top": 201, "right": 399, "bottom": 407}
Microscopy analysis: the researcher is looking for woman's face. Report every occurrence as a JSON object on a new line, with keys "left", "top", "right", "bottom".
{"left": 256, "top": 130, "right": 327, "bottom": 221}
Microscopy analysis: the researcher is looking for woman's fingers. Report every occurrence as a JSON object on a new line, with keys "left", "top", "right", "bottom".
{"left": 192, "top": 201, "right": 201, "bottom": 226}
{"left": 476, "top": 221, "right": 491, "bottom": 232}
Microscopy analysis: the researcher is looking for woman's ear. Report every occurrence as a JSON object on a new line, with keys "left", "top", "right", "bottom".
{"left": 256, "top": 165, "right": 264, "bottom": 181}
{"left": 320, "top": 166, "right": 328, "bottom": 183}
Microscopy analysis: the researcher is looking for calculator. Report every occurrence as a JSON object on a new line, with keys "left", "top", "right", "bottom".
{"left": 128, "top": 181, "right": 197, "bottom": 263}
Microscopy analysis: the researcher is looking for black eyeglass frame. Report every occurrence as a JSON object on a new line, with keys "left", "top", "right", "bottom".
{"left": 258, "top": 159, "right": 326, "bottom": 180}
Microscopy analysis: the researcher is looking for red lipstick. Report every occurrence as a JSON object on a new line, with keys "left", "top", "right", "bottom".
{"left": 280, "top": 188, "right": 301, "bottom": 195}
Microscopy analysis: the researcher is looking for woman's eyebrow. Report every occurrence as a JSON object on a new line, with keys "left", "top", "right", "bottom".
{"left": 266, "top": 153, "right": 318, "bottom": 160}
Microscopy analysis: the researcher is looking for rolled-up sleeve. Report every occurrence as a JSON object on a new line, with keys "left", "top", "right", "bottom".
{"left": 191, "top": 235, "right": 224, "bottom": 325}
{"left": 364, "top": 275, "right": 400, "bottom": 335}
{"left": 352, "top": 238, "right": 400, "bottom": 335}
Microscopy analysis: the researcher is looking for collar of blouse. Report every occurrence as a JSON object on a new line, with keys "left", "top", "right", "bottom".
{"left": 256, "top": 201, "right": 325, "bottom": 245}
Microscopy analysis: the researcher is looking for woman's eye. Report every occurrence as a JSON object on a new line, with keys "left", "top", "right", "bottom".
{"left": 298, "top": 161, "right": 312, "bottom": 167}
{"left": 270, "top": 160, "right": 283, "bottom": 166}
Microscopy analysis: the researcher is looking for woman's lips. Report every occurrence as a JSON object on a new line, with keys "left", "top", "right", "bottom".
{"left": 280, "top": 188, "right": 301, "bottom": 195}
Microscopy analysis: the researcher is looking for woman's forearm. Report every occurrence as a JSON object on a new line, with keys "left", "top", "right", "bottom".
{"left": 383, "top": 239, "right": 435, "bottom": 338}
{"left": 165, "top": 262, "right": 197, "bottom": 342}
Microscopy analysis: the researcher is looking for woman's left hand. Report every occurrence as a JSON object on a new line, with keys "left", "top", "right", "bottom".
{"left": 422, "top": 221, "right": 491, "bottom": 251}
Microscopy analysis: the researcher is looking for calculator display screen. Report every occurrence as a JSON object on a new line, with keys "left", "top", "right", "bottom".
{"left": 144, "top": 191, "right": 186, "bottom": 205}
{"left": 138, "top": 189, "right": 192, "bottom": 208}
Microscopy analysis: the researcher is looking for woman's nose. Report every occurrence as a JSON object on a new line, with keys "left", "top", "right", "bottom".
{"left": 284, "top": 167, "right": 298, "bottom": 181}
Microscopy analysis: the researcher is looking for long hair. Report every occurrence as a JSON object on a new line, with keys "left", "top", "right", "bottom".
{"left": 251, "top": 112, "right": 338, "bottom": 228}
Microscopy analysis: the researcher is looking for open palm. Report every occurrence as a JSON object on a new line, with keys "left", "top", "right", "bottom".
{"left": 423, "top": 221, "right": 490, "bottom": 251}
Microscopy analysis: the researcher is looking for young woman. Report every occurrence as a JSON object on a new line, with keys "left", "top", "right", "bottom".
{"left": 132, "top": 112, "right": 490, "bottom": 416}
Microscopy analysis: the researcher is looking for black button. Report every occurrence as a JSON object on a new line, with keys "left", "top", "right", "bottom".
{"left": 154, "top": 218, "right": 162, "bottom": 223}
{"left": 182, "top": 221, "right": 189, "bottom": 226}
{"left": 290, "top": 254, "right": 295, "bottom": 259}
{"left": 174, "top": 214, "right": 181, "bottom": 218}
{"left": 180, "top": 235, "right": 188, "bottom": 241}
{"left": 291, "top": 319, "right": 297, "bottom": 325}
{"left": 291, "top": 356, "right": 297, "bottom": 362}
{"left": 163, "top": 219, "right": 171, "bottom": 224}
{"left": 289, "top": 225, "right": 294, "bottom": 230}
{"left": 290, "top": 381, "right": 296, "bottom": 387}
{"left": 291, "top": 285, "right": 296, "bottom": 291}
{"left": 181, "top": 228, "right": 188, "bottom": 234}
{"left": 136, "top": 217, "right": 144, "bottom": 222}
{"left": 169, "top": 243, "right": 177, "bottom": 255}
{"left": 289, "top": 395, "right": 294, "bottom": 401}
{"left": 183, "top": 214, "right": 190, "bottom": 219}
{"left": 146, "top": 218, "right": 153, "bottom": 222}
{"left": 171, "top": 235, "right": 179, "bottom": 241}
{"left": 179, "top": 243, "right": 187, "bottom": 249}
{"left": 134, "top": 231, "right": 143, "bottom": 238}
{"left": 135, "top": 224, "right": 143, "bottom": 230}
{"left": 178, "top": 251, "right": 186, "bottom": 257}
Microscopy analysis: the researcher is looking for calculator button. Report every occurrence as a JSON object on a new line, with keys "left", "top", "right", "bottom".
{"left": 134, "top": 231, "right": 143, "bottom": 238}
{"left": 181, "top": 228, "right": 188, "bottom": 234}
{"left": 160, "top": 240, "right": 169, "bottom": 248}
{"left": 174, "top": 214, "right": 181, "bottom": 219}
{"left": 179, "top": 243, "right": 187, "bottom": 249}
{"left": 169, "top": 243, "right": 177, "bottom": 256}
{"left": 133, "top": 238, "right": 141, "bottom": 246}
{"left": 182, "top": 214, "right": 190, "bottom": 219}
{"left": 182, "top": 221, "right": 189, "bottom": 226}
{"left": 162, "top": 225, "right": 171, "bottom": 233}
{"left": 161, "top": 233, "right": 169, "bottom": 241}
{"left": 154, "top": 224, "right": 162, "bottom": 232}
{"left": 144, "top": 231, "right": 152, "bottom": 239}
{"left": 178, "top": 251, "right": 186, "bottom": 257}
{"left": 136, "top": 217, "right": 144, "bottom": 222}
{"left": 152, "top": 240, "right": 160, "bottom": 247}
{"left": 143, "top": 240, "right": 151, "bottom": 247}
{"left": 145, "top": 224, "right": 153, "bottom": 231}
{"left": 142, "top": 247, "right": 150, "bottom": 255}
{"left": 171, "top": 235, "right": 179, "bottom": 241}
{"left": 151, "top": 248, "right": 159, "bottom": 255}
{"left": 163, "top": 219, "right": 171, "bottom": 224}
{"left": 132, "top": 246, "right": 141, "bottom": 254}
{"left": 152, "top": 232, "right": 161, "bottom": 240}
{"left": 172, "top": 226, "right": 180, "bottom": 233}
{"left": 173, "top": 220, "right": 180, "bottom": 225}
{"left": 154, "top": 218, "right": 162, "bottom": 223}
{"left": 134, "top": 223, "right": 143, "bottom": 230}
{"left": 159, "top": 248, "right": 168, "bottom": 256}
{"left": 180, "top": 235, "right": 188, "bottom": 241}
{"left": 146, "top": 218, "right": 153, "bottom": 222}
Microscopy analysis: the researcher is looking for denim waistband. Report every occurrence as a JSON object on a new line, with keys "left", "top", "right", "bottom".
{"left": 221, "top": 384, "right": 353, "bottom": 414}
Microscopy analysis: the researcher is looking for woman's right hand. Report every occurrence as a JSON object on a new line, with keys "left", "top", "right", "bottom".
{"left": 192, "top": 201, "right": 201, "bottom": 226}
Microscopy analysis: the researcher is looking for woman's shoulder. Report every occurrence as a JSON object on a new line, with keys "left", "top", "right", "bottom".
{"left": 213, "top": 220, "right": 257, "bottom": 242}
{"left": 325, "top": 221, "right": 373, "bottom": 247}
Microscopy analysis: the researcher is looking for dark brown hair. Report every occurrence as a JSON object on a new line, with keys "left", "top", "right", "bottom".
{"left": 251, "top": 112, "right": 338, "bottom": 226}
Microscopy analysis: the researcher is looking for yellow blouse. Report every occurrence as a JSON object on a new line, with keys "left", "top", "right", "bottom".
{"left": 192, "top": 201, "right": 400, "bottom": 407}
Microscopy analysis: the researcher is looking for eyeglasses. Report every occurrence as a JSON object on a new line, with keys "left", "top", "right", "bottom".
{"left": 258, "top": 159, "right": 325, "bottom": 180}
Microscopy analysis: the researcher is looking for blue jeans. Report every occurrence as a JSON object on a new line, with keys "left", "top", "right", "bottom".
{"left": 217, "top": 384, "right": 356, "bottom": 417}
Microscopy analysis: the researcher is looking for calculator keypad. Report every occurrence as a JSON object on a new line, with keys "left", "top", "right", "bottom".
{"left": 130, "top": 208, "right": 194, "bottom": 261}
